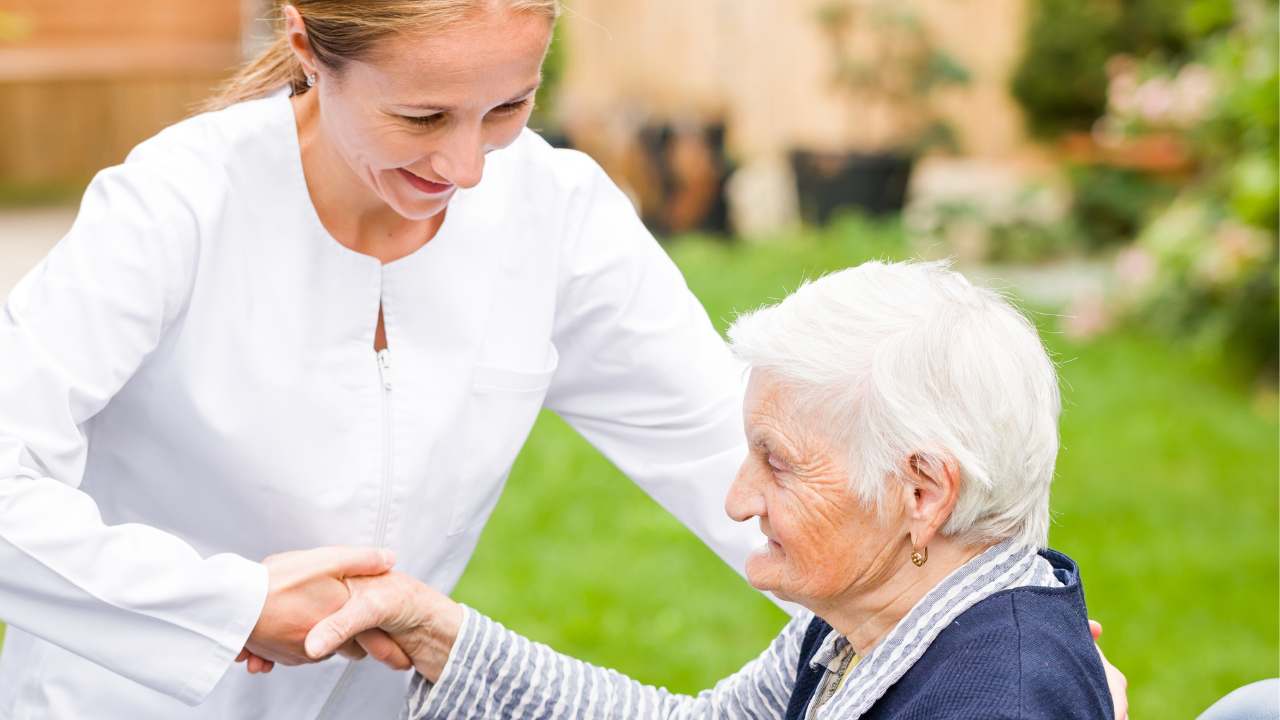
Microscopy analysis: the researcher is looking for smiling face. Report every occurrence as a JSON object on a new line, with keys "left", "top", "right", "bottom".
{"left": 295, "top": 8, "right": 552, "bottom": 221}
{"left": 725, "top": 371, "right": 911, "bottom": 606}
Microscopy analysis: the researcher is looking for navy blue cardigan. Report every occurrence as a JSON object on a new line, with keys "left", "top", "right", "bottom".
{"left": 784, "top": 549, "right": 1114, "bottom": 719}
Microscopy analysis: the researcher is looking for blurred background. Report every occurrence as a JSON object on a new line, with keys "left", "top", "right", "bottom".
{"left": 0, "top": 0, "right": 1276, "bottom": 716}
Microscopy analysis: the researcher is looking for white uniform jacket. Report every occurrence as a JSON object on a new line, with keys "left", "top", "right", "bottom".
{"left": 0, "top": 91, "right": 762, "bottom": 718}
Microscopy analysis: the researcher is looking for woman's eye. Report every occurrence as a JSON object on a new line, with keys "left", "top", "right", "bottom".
{"left": 402, "top": 114, "right": 444, "bottom": 128}
{"left": 490, "top": 98, "right": 532, "bottom": 117}
{"left": 400, "top": 99, "right": 528, "bottom": 128}
{"left": 767, "top": 453, "right": 788, "bottom": 473}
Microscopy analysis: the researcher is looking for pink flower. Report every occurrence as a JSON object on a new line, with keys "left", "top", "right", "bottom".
{"left": 1215, "top": 220, "right": 1270, "bottom": 262}
{"left": 1196, "top": 220, "right": 1273, "bottom": 285}
{"left": 1135, "top": 77, "right": 1177, "bottom": 125}
{"left": 1105, "top": 55, "right": 1143, "bottom": 121}
{"left": 1064, "top": 291, "right": 1113, "bottom": 341}
{"left": 1171, "top": 64, "right": 1217, "bottom": 126}
{"left": 1114, "top": 245, "right": 1157, "bottom": 290}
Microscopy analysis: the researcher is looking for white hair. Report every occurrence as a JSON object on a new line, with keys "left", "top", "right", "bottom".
{"left": 727, "top": 260, "right": 1061, "bottom": 549}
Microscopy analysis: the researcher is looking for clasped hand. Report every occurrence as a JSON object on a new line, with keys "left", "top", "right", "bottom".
{"left": 236, "top": 547, "right": 460, "bottom": 681}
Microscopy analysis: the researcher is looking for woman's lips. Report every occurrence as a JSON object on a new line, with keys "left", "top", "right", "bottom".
{"left": 398, "top": 168, "right": 453, "bottom": 195}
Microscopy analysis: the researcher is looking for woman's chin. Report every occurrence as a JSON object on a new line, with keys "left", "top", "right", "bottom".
{"left": 384, "top": 192, "right": 450, "bottom": 222}
{"left": 744, "top": 555, "right": 783, "bottom": 594}
{"left": 371, "top": 175, "right": 452, "bottom": 221}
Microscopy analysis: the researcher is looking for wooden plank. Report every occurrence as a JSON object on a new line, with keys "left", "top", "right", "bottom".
{"left": 0, "top": 45, "right": 241, "bottom": 82}
{"left": 0, "top": 73, "right": 230, "bottom": 185}
{"left": 3, "top": 0, "right": 241, "bottom": 48}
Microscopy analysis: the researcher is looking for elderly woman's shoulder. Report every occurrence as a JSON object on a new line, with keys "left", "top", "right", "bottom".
{"left": 866, "top": 552, "right": 1115, "bottom": 719}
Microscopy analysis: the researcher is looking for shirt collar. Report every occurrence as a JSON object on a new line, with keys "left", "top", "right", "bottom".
{"left": 812, "top": 539, "right": 1055, "bottom": 717}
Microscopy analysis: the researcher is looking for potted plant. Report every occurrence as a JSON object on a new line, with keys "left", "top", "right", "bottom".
{"left": 792, "top": 0, "right": 969, "bottom": 224}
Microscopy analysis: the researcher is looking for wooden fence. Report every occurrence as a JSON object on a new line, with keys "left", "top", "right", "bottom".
{"left": 0, "top": 1, "right": 245, "bottom": 188}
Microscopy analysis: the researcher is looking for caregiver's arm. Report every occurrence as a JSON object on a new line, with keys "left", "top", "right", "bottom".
{"left": 542, "top": 154, "right": 763, "bottom": 581}
{"left": 0, "top": 156, "right": 383, "bottom": 703}
{"left": 305, "top": 573, "right": 806, "bottom": 720}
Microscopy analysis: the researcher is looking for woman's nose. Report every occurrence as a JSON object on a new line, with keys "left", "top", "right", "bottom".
{"left": 725, "top": 463, "right": 765, "bottom": 523}
{"left": 432, "top": 127, "right": 486, "bottom": 189}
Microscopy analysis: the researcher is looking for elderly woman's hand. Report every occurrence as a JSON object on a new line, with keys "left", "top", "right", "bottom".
{"left": 303, "top": 571, "right": 464, "bottom": 682}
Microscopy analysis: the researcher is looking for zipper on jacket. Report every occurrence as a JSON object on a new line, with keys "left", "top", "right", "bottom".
{"left": 373, "top": 347, "right": 394, "bottom": 543}
{"left": 377, "top": 348, "right": 393, "bottom": 390}
{"left": 316, "top": 346, "right": 395, "bottom": 720}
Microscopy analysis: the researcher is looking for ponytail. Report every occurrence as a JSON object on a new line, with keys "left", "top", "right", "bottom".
{"left": 200, "top": 32, "right": 307, "bottom": 113}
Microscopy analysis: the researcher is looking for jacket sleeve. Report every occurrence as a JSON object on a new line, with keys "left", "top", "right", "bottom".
{"left": 404, "top": 606, "right": 808, "bottom": 719}
{"left": 541, "top": 156, "right": 768, "bottom": 585}
{"left": 0, "top": 158, "right": 269, "bottom": 705}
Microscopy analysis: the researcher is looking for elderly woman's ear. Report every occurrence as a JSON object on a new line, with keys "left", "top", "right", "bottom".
{"left": 902, "top": 452, "right": 962, "bottom": 553}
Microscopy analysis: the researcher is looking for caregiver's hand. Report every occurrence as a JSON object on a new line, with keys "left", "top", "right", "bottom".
{"left": 242, "top": 546, "right": 407, "bottom": 669}
{"left": 1090, "top": 620, "right": 1129, "bottom": 720}
{"left": 303, "top": 572, "right": 463, "bottom": 683}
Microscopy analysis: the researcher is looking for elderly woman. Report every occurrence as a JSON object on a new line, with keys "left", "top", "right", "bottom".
{"left": 301, "top": 260, "right": 1116, "bottom": 719}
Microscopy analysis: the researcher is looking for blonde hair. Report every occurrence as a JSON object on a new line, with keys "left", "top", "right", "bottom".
{"left": 203, "top": 0, "right": 560, "bottom": 112}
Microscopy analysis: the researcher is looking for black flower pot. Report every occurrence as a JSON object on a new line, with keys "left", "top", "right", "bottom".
{"left": 637, "top": 122, "right": 733, "bottom": 237}
{"left": 790, "top": 149, "right": 915, "bottom": 224}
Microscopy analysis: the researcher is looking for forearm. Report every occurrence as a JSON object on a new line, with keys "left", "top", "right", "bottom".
{"left": 405, "top": 606, "right": 798, "bottom": 720}
{"left": 405, "top": 607, "right": 684, "bottom": 719}
{"left": 0, "top": 478, "right": 268, "bottom": 704}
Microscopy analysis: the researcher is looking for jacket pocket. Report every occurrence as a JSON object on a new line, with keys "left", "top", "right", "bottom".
{"left": 446, "top": 343, "right": 558, "bottom": 536}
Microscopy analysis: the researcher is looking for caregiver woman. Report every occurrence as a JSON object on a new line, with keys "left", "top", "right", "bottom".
{"left": 0, "top": 1, "right": 766, "bottom": 718}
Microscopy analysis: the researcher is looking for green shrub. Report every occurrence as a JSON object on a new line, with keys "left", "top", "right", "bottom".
{"left": 1068, "top": 165, "right": 1179, "bottom": 249}
{"left": 0, "top": 181, "right": 88, "bottom": 209}
{"left": 1119, "top": 197, "right": 1277, "bottom": 381}
{"left": 1012, "top": 0, "right": 1202, "bottom": 138}
{"left": 1110, "top": 0, "right": 1279, "bottom": 382}
{"left": 1012, "top": 0, "right": 1119, "bottom": 137}
{"left": 529, "top": 22, "right": 566, "bottom": 132}
{"left": 905, "top": 185, "right": 1080, "bottom": 264}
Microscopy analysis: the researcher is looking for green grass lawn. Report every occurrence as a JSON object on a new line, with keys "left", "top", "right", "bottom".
{"left": 1, "top": 220, "right": 1275, "bottom": 716}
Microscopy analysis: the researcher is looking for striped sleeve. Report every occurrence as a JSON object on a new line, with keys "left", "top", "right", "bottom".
{"left": 403, "top": 605, "right": 809, "bottom": 719}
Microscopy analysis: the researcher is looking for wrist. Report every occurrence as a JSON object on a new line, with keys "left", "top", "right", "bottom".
{"left": 402, "top": 588, "right": 463, "bottom": 682}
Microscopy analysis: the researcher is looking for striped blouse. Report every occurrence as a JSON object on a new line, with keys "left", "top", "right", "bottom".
{"left": 402, "top": 539, "right": 1060, "bottom": 720}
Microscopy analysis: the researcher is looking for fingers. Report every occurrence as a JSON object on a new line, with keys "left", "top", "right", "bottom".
{"left": 306, "top": 594, "right": 382, "bottom": 660}
{"left": 321, "top": 546, "right": 396, "bottom": 579}
{"left": 1088, "top": 619, "right": 1103, "bottom": 641}
{"left": 239, "top": 648, "right": 276, "bottom": 674}
{"left": 1094, "top": 642, "right": 1128, "bottom": 720}
{"left": 356, "top": 629, "right": 414, "bottom": 671}
{"left": 246, "top": 655, "right": 275, "bottom": 674}
{"left": 1106, "top": 662, "right": 1128, "bottom": 719}
{"left": 336, "top": 638, "right": 368, "bottom": 661}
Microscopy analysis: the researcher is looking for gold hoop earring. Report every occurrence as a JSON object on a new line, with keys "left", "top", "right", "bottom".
{"left": 911, "top": 545, "right": 928, "bottom": 567}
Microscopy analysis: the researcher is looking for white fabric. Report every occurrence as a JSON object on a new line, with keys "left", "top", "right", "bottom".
{"left": 0, "top": 91, "right": 765, "bottom": 719}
